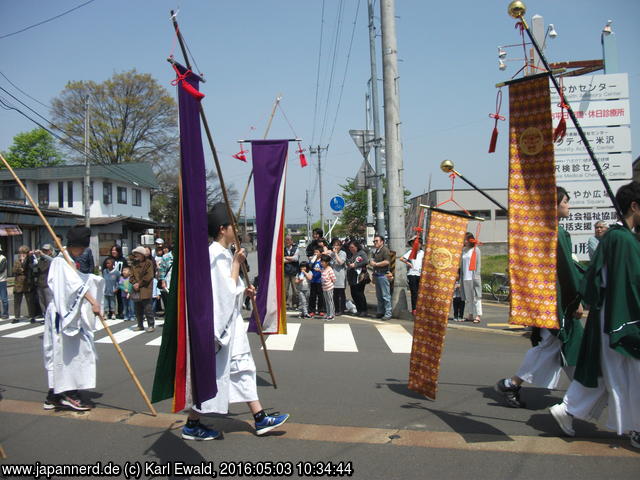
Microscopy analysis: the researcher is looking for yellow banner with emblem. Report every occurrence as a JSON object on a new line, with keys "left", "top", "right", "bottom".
{"left": 409, "top": 210, "right": 468, "bottom": 400}
{"left": 508, "top": 74, "right": 558, "bottom": 329}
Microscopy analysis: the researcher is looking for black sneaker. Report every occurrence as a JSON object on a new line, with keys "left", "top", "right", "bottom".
{"left": 60, "top": 392, "right": 91, "bottom": 411}
{"left": 43, "top": 390, "right": 62, "bottom": 410}
{"left": 495, "top": 379, "right": 525, "bottom": 408}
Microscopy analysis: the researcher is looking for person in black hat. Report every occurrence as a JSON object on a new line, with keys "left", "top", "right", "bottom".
{"left": 42, "top": 225, "right": 103, "bottom": 412}
{"left": 181, "top": 203, "right": 289, "bottom": 441}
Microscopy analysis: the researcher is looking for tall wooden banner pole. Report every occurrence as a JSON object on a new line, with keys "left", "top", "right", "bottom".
{"left": 235, "top": 94, "right": 281, "bottom": 221}
{"left": 170, "top": 12, "right": 277, "bottom": 388}
{"left": 0, "top": 152, "right": 158, "bottom": 416}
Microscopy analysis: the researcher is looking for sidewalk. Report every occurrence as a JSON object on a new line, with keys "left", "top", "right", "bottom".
{"left": 360, "top": 282, "right": 526, "bottom": 335}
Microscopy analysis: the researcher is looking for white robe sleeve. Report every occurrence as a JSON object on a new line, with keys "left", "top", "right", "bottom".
{"left": 210, "top": 244, "right": 245, "bottom": 348}
{"left": 48, "top": 256, "right": 103, "bottom": 336}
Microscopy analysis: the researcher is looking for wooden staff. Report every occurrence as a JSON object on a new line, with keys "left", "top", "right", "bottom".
{"left": 235, "top": 95, "right": 282, "bottom": 221}
{"left": 0, "top": 152, "right": 157, "bottom": 416}
{"left": 170, "top": 12, "right": 277, "bottom": 388}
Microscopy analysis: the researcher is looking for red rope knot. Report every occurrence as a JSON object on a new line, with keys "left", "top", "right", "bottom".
{"left": 514, "top": 21, "right": 525, "bottom": 33}
{"left": 171, "top": 64, "right": 205, "bottom": 101}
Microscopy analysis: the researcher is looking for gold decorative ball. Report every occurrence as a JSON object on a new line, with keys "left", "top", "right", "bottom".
{"left": 440, "top": 159, "right": 454, "bottom": 173}
{"left": 508, "top": 0, "right": 526, "bottom": 19}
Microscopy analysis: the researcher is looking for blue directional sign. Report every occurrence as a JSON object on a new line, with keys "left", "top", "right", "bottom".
{"left": 330, "top": 195, "right": 345, "bottom": 212}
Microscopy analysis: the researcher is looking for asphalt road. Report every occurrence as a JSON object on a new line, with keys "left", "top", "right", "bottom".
{"left": 0, "top": 308, "right": 638, "bottom": 479}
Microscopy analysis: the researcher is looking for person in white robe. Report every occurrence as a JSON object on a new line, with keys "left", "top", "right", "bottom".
{"left": 42, "top": 226, "right": 103, "bottom": 412}
{"left": 181, "top": 203, "right": 289, "bottom": 441}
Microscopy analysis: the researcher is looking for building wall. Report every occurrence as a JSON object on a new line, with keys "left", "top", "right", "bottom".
{"left": 24, "top": 177, "right": 152, "bottom": 220}
{"left": 408, "top": 188, "right": 509, "bottom": 255}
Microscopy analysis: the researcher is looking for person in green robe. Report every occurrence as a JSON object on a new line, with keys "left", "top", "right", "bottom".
{"left": 550, "top": 181, "right": 640, "bottom": 450}
{"left": 496, "top": 186, "right": 584, "bottom": 408}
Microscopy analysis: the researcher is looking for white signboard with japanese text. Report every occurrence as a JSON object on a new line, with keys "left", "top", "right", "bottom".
{"left": 551, "top": 99, "right": 630, "bottom": 127}
{"left": 550, "top": 73, "right": 629, "bottom": 103}
{"left": 559, "top": 180, "right": 626, "bottom": 208}
{"left": 567, "top": 234, "right": 595, "bottom": 261}
{"left": 559, "top": 207, "right": 618, "bottom": 234}
{"left": 555, "top": 153, "right": 633, "bottom": 181}
{"left": 559, "top": 206, "right": 619, "bottom": 261}
{"left": 553, "top": 125, "right": 631, "bottom": 155}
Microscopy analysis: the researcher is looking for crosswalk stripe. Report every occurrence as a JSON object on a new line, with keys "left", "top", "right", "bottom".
{"left": 97, "top": 319, "right": 164, "bottom": 344}
{"left": 324, "top": 323, "right": 358, "bottom": 352}
{"left": 146, "top": 336, "right": 162, "bottom": 346}
{"left": 3, "top": 324, "right": 45, "bottom": 338}
{"left": 96, "top": 327, "right": 146, "bottom": 344}
{"left": 376, "top": 324, "right": 413, "bottom": 353}
{"left": 264, "top": 323, "right": 300, "bottom": 351}
{"left": 0, "top": 321, "right": 28, "bottom": 333}
{"left": 95, "top": 319, "right": 124, "bottom": 332}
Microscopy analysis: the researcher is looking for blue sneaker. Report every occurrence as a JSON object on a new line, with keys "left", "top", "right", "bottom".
{"left": 181, "top": 422, "right": 221, "bottom": 441}
{"left": 255, "top": 413, "right": 290, "bottom": 436}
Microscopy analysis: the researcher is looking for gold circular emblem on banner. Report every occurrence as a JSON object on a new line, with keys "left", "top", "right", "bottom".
{"left": 519, "top": 127, "right": 544, "bottom": 155}
{"left": 431, "top": 247, "right": 452, "bottom": 269}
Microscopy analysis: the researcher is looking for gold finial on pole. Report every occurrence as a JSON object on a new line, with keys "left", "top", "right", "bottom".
{"left": 508, "top": 1, "right": 526, "bottom": 19}
{"left": 440, "top": 159, "right": 457, "bottom": 175}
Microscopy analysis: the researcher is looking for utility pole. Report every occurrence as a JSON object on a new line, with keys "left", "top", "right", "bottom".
{"left": 380, "top": 0, "right": 408, "bottom": 316}
{"left": 367, "top": 0, "right": 387, "bottom": 238}
{"left": 309, "top": 145, "right": 328, "bottom": 234}
{"left": 83, "top": 95, "right": 90, "bottom": 228}
{"left": 305, "top": 190, "right": 311, "bottom": 242}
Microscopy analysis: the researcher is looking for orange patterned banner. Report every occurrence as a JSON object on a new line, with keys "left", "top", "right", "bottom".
{"left": 508, "top": 75, "right": 558, "bottom": 329}
{"left": 409, "top": 210, "right": 468, "bottom": 400}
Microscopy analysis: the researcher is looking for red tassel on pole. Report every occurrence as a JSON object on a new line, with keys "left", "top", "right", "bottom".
{"left": 232, "top": 143, "right": 248, "bottom": 162}
{"left": 488, "top": 89, "right": 505, "bottom": 153}
{"left": 553, "top": 77, "right": 568, "bottom": 143}
{"left": 553, "top": 115, "right": 567, "bottom": 142}
{"left": 297, "top": 142, "right": 308, "bottom": 167}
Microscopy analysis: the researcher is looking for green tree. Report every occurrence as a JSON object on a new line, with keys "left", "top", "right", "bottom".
{"left": 338, "top": 177, "right": 411, "bottom": 237}
{"left": 51, "top": 69, "right": 178, "bottom": 168}
{"left": 3, "top": 128, "right": 63, "bottom": 168}
{"left": 150, "top": 167, "right": 238, "bottom": 224}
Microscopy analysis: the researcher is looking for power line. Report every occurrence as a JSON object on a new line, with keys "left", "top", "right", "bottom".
{"left": 326, "top": 0, "right": 361, "bottom": 147}
{"left": 0, "top": 92, "right": 153, "bottom": 188}
{"left": 318, "top": 0, "right": 345, "bottom": 146}
{"left": 310, "top": 0, "right": 326, "bottom": 146}
{"left": 0, "top": 70, "right": 50, "bottom": 110}
{"left": 0, "top": 0, "right": 97, "bottom": 40}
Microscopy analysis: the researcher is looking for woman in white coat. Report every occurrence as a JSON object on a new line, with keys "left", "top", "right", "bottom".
{"left": 460, "top": 232, "right": 482, "bottom": 323}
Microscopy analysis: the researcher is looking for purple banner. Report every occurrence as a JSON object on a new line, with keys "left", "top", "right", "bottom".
{"left": 176, "top": 63, "right": 217, "bottom": 404}
{"left": 249, "top": 140, "right": 289, "bottom": 334}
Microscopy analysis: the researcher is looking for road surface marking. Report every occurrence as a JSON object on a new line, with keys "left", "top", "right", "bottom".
{"left": 0, "top": 321, "right": 30, "bottom": 333}
{"left": 324, "top": 323, "right": 358, "bottom": 352}
{"left": 376, "top": 324, "right": 413, "bottom": 353}
{"left": 486, "top": 323, "right": 526, "bottom": 329}
{"left": 3, "top": 324, "right": 44, "bottom": 338}
{"left": 94, "top": 319, "right": 124, "bottom": 331}
{"left": 264, "top": 322, "right": 300, "bottom": 351}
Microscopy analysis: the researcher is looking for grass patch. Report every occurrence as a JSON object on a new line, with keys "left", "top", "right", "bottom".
{"left": 481, "top": 254, "right": 508, "bottom": 284}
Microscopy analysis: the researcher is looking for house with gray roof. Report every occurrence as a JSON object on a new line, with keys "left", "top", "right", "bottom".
{"left": 0, "top": 163, "right": 161, "bottom": 271}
